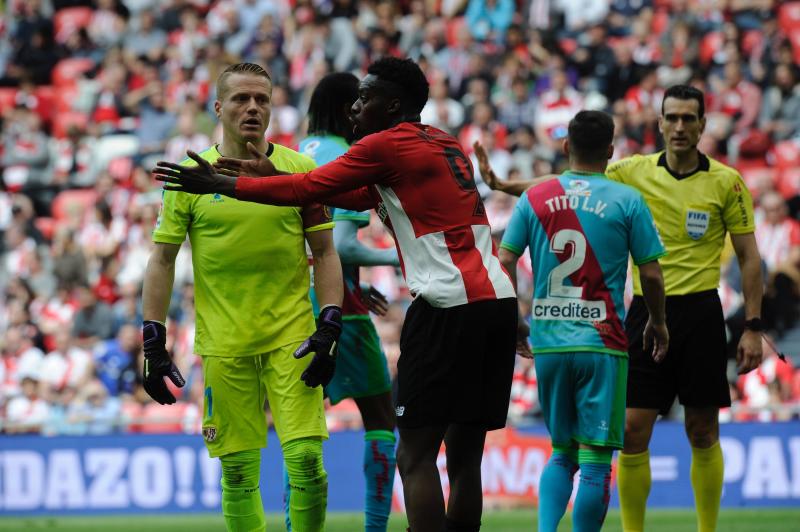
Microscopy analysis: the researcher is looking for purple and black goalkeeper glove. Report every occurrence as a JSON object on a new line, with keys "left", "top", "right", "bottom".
{"left": 294, "top": 305, "right": 342, "bottom": 388}
{"left": 142, "top": 320, "right": 186, "bottom": 404}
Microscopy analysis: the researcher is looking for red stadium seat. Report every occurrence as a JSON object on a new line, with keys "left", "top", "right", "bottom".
{"left": 778, "top": 168, "right": 800, "bottom": 200}
{"left": 54, "top": 6, "right": 94, "bottom": 44}
{"left": 742, "top": 30, "right": 764, "bottom": 56}
{"left": 34, "top": 217, "right": 56, "bottom": 241}
{"left": 778, "top": 2, "right": 800, "bottom": 34}
{"left": 445, "top": 16, "right": 467, "bottom": 47}
{"left": 33, "top": 85, "right": 56, "bottom": 123}
{"left": 774, "top": 140, "right": 800, "bottom": 169}
{"left": 51, "top": 57, "right": 94, "bottom": 87}
{"left": 51, "top": 188, "right": 98, "bottom": 221}
{"left": 0, "top": 87, "right": 17, "bottom": 115}
{"left": 54, "top": 85, "right": 79, "bottom": 113}
{"left": 740, "top": 166, "right": 777, "bottom": 198}
{"left": 651, "top": 9, "right": 669, "bottom": 36}
{"left": 699, "top": 32, "right": 722, "bottom": 66}
{"left": 50, "top": 110, "right": 89, "bottom": 138}
{"left": 790, "top": 32, "right": 800, "bottom": 64}
{"left": 107, "top": 156, "right": 134, "bottom": 183}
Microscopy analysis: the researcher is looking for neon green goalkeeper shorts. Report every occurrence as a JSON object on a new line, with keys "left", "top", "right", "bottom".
{"left": 200, "top": 342, "right": 328, "bottom": 458}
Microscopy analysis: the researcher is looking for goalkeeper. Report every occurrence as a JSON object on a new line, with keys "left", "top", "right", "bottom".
{"left": 141, "top": 63, "right": 343, "bottom": 532}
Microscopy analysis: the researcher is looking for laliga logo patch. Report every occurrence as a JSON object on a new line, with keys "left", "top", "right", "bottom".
{"left": 202, "top": 425, "right": 218, "bottom": 442}
{"left": 685, "top": 209, "right": 710, "bottom": 240}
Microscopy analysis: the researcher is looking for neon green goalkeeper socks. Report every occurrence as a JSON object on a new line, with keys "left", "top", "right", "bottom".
{"left": 220, "top": 449, "right": 266, "bottom": 532}
{"left": 283, "top": 437, "right": 328, "bottom": 532}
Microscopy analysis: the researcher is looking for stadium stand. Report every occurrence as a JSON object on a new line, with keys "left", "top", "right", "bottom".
{"left": 1, "top": 0, "right": 800, "bottom": 435}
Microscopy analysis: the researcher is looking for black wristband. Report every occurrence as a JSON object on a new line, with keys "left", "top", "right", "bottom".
{"left": 743, "top": 318, "right": 764, "bottom": 332}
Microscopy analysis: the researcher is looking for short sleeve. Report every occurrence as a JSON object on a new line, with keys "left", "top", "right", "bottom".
{"left": 302, "top": 203, "right": 334, "bottom": 233}
{"left": 722, "top": 173, "right": 756, "bottom": 235}
{"left": 500, "top": 195, "right": 532, "bottom": 256}
{"left": 606, "top": 155, "right": 638, "bottom": 185}
{"left": 628, "top": 192, "right": 667, "bottom": 265}
{"left": 153, "top": 189, "right": 192, "bottom": 244}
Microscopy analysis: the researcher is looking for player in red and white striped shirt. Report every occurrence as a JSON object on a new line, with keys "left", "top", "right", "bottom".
{"left": 155, "top": 57, "right": 520, "bottom": 532}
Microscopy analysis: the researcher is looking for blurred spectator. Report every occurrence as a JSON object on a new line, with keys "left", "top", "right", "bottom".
{"left": 51, "top": 124, "right": 97, "bottom": 188}
{"left": 2, "top": 108, "right": 52, "bottom": 213}
{"left": 465, "top": 0, "right": 514, "bottom": 44}
{"left": 497, "top": 77, "right": 536, "bottom": 132}
{"left": 757, "top": 191, "right": 800, "bottom": 337}
{"left": 39, "top": 326, "right": 93, "bottom": 400}
{"left": 759, "top": 64, "right": 800, "bottom": 143}
{"left": 165, "top": 110, "right": 212, "bottom": 163}
{"left": 420, "top": 75, "right": 465, "bottom": 134}
{"left": 1, "top": 0, "right": 799, "bottom": 432}
{"left": 123, "top": 10, "right": 167, "bottom": 58}
{"left": 5, "top": 376, "right": 49, "bottom": 433}
{"left": 71, "top": 283, "right": 115, "bottom": 348}
{"left": 51, "top": 228, "right": 89, "bottom": 291}
{"left": 131, "top": 84, "right": 177, "bottom": 156}
{"left": 534, "top": 68, "right": 583, "bottom": 159}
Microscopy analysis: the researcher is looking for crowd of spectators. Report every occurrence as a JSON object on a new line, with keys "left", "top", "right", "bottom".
{"left": 2, "top": 0, "right": 800, "bottom": 435}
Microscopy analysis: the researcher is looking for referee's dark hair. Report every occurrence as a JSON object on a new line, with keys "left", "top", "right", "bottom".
{"left": 307, "top": 72, "right": 360, "bottom": 142}
{"left": 367, "top": 57, "right": 429, "bottom": 117}
{"left": 662, "top": 84, "right": 705, "bottom": 118}
{"left": 216, "top": 63, "right": 272, "bottom": 101}
{"left": 567, "top": 110, "right": 615, "bottom": 163}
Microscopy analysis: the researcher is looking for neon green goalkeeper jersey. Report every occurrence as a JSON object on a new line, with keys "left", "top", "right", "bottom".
{"left": 153, "top": 143, "right": 334, "bottom": 357}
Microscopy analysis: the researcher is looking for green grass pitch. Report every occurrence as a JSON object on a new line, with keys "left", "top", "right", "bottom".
{"left": 2, "top": 509, "right": 799, "bottom": 531}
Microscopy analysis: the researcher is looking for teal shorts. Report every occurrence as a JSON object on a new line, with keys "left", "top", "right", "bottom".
{"left": 534, "top": 352, "right": 627, "bottom": 449}
{"left": 325, "top": 317, "right": 391, "bottom": 405}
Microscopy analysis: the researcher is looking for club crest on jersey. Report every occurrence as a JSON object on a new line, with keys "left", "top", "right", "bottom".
{"left": 202, "top": 425, "right": 217, "bottom": 442}
{"left": 567, "top": 179, "right": 591, "bottom": 196}
{"left": 685, "top": 209, "right": 710, "bottom": 240}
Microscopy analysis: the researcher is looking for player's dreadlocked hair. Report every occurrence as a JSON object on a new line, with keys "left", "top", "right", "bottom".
{"left": 662, "top": 84, "right": 705, "bottom": 118}
{"left": 216, "top": 62, "right": 272, "bottom": 100}
{"left": 307, "top": 72, "right": 359, "bottom": 141}
{"left": 367, "top": 57, "right": 429, "bottom": 116}
{"left": 567, "top": 110, "right": 615, "bottom": 163}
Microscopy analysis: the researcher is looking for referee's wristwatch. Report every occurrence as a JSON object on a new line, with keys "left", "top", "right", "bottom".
{"left": 743, "top": 318, "right": 764, "bottom": 332}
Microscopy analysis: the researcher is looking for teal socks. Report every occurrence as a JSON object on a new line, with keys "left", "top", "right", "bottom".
{"left": 537, "top": 446, "right": 578, "bottom": 532}
{"left": 573, "top": 448, "right": 612, "bottom": 532}
{"left": 364, "top": 430, "right": 396, "bottom": 532}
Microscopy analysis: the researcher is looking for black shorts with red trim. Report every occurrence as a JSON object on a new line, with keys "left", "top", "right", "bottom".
{"left": 626, "top": 290, "right": 731, "bottom": 414}
{"left": 395, "top": 297, "right": 517, "bottom": 430}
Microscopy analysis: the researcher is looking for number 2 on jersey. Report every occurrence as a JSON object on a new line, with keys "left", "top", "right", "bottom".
{"left": 548, "top": 229, "right": 587, "bottom": 298}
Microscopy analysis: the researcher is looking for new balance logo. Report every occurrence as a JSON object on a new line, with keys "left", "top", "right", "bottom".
{"left": 395, "top": 406, "right": 405, "bottom": 416}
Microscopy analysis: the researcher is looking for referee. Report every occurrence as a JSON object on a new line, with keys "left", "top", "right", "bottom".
{"left": 608, "top": 85, "right": 762, "bottom": 532}
{"left": 475, "top": 85, "right": 764, "bottom": 532}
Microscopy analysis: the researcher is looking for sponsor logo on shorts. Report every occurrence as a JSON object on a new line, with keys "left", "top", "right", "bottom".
{"left": 599, "top": 420, "right": 609, "bottom": 432}
{"left": 532, "top": 298, "right": 607, "bottom": 321}
{"left": 685, "top": 209, "right": 710, "bottom": 240}
{"left": 202, "top": 425, "right": 217, "bottom": 442}
{"left": 395, "top": 406, "right": 405, "bottom": 416}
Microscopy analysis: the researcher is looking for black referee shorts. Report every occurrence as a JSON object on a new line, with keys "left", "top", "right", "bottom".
{"left": 395, "top": 297, "right": 517, "bottom": 431}
{"left": 626, "top": 290, "right": 731, "bottom": 414}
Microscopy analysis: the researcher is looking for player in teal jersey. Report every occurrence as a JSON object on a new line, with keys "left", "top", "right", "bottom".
{"left": 498, "top": 111, "right": 669, "bottom": 532}
{"left": 282, "top": 72, "right": 399, "bottom": 532}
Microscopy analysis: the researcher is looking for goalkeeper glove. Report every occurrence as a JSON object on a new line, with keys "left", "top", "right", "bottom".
{"left": 142, "top": 320, "right": 186, "bottom": 404}
{"left": 294, "top": 305, "right": 342, "bottom": 388}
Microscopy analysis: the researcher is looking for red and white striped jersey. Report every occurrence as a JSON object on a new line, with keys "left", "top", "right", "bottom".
{"left": 237, "top": 122, "right": 515, "bottom": 308}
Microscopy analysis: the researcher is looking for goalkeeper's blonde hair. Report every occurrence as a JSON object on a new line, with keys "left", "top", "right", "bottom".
{"left": 216, "top": 62, "right": 272, "bottom": 100}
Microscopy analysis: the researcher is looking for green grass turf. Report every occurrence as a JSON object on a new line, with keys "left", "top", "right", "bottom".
{"left": 1, "top": 509, "right": 799, "bottom": 531}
